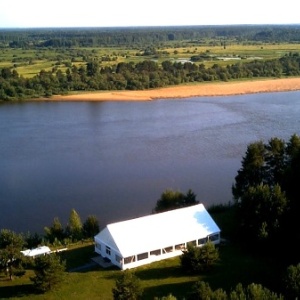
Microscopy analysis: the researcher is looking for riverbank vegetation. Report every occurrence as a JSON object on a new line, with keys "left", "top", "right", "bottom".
{"left": 1, "top": 134, "right": 300, "bottom": 299}
{"left": 1, "top": 25, "right": 300, "bottom": 100}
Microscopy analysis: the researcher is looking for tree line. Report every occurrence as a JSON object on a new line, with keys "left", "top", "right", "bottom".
{"left": 1, "top": 52, "right": 300, "bottom": 100}
{"left": 0, "top": 209, "right": 98, "bottom": 281}
{"left": 1, "top": 25, "right": 300, "bottom": 48}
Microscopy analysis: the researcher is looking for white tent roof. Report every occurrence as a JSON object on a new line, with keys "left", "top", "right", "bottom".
{"left": 95, "top": 204, "right": 220, "bottom": 257}
{"left": 21, "top": 246, "right": 51, "bottom": 257}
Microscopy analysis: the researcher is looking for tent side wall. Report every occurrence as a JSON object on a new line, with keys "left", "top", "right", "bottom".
{"left": 95, "top": 231, "right": 221, "bottom": 270}
{"left": 119, "top": 231, "right": 221, "bottom": 270}
{"left": 94, "top": 236, "right": 123, "bottom": 269}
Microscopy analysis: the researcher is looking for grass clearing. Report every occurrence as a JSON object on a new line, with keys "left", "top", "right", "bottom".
{"left": 0, "top": 235, "right": 284, "bottom": 299}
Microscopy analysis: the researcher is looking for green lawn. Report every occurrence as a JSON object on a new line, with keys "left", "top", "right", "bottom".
{"left": 0, "top": 239, "right": 284, "bottom": 299}
{"left": 0, "top": 206, "right": 286, "bottom": 299}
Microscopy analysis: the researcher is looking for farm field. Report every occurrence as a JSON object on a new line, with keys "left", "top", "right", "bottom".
{"left": 1, "top": 43, "right": 300, "bottom": 78}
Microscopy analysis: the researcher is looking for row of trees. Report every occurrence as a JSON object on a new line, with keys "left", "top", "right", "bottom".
{"left": 1, "top": 53, "right": 300, "bottom": 100}
{"left": 113, "top": 273, "right": 287, "bottom": 300}
{"left": 0, "top": 209, "right": 99, "bottom": 281}
{"left": 44, "top": 209, "right": 99, "bottom": 245}
{"left": 2, "top": 25, "right": 300, "bottom": 48}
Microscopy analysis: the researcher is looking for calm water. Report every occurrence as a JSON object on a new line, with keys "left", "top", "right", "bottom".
{"left": 0, "top": 91, "right": 299, "bottom": 233}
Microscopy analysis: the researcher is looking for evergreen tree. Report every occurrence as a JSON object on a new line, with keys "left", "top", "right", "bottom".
{"left": 112, "top": 270, "right": 143, "bottom": 300}
{"left": 67, "top": 209, "right": 83, "bottom": 241}
{"left": 153, "top": 189, "right": 198, "bottom": 213}
{"left": 31, "top": 253, "right": 66, "bottom": 293}
{"left": 283, "top": 263, "right": 300, "bottom": 299}
{"left": 180, "top": 241, "right": 219, "bottom": 273}
{"left": 44, "top": 217, "right": 65, "bottom": 244}
{"left": 83, "top": 215, "right": 100, "bottom": 238}
{"left": 0, "top": 229, "right": 25, "bottom": 280}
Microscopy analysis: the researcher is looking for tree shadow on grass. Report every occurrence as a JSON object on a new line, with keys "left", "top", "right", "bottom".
{"left": 58, "top": 244, "right": 95, "bottom": 270}
{"left": 104, "top": 264, "right": 187, "bottom": 281}
{"left": 0, "top": 283, "right": 35, "bottom": 298}
{"left": 136, "top": 265, "right": 190, "bottom": 280}
{"left": 142, "top": 280, "right": 198, "bottom": 300}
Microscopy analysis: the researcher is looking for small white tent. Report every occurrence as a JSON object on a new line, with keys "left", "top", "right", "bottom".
{"left": 21, "top": 246, "right": 51, "bottom": 258}
{"left": 94, "top": 204, "right": 221, "bottom": 270}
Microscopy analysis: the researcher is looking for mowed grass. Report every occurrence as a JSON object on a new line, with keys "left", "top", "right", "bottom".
{"left": 0, "top": 237, "right": 283, "bottom": 300}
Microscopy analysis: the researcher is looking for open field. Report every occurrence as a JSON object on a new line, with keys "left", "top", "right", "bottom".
{"left": 2, "top": 43, "right": 300, "bottom": 78}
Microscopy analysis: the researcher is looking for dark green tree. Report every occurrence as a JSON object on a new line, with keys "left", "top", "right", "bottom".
{"left": 189, "top": 281, "right": 283, "bottom": 300}
{"left": 264, "top": 137, "right": 286, "bottom": 185}
{"left": 245, "top": 283, "right": 284, "bottom": 299}
{"left": 283, "top": 263, "right": 300, "bottom": 299}
{"left": 237, "top": 183, "right": 288, "bottom": 244}
{"left": 153, "top": 189, "right": 198, "bottom": 213}
{"left": 158, "top": 294, "right": 177, "bottom": 300}
{"left": 31, "top": 253, "right": 66, "bottom": 293}
{"left": 180, "top": 241, "right": 219, "bottom": 273}
{"left": 0, "top": 229, "right": 25, "bottom": 280}
{"left": 232, "top": 141, "right": 266, "bottom": 201}
{"left": 112, "top": 270, "right": 143, "bottom": 300}
{"left": 229, "top": 283, "right": 283, "bottom": 300}
{"left": 83, "top": 215, "right": 100, "bottom": 238}
{"left": 188, "top": 281, "right": 213, "bottom": 299}
{"left": 24, "top": 232, "right": 42, "bottom": 249}
{"left": 183, "top": 189, "right": 199, "bottom": 206}
{"left": 86, "top": 60, "right": 100, "bottom": 77}
{"left": 153, "top": 189, "right": 185, "bottom": 213}
{"left": 44, "top": 217, "right": 65, "bottom": 244}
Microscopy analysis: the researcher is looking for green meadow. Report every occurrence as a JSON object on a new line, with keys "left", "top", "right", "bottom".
{"left": 1, "top": 43, "right": 300, "bottom": 78}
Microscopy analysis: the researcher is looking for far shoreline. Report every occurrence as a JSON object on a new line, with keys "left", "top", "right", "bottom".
{"left": 43, "top": 77, "right": 300, "bottom": 102}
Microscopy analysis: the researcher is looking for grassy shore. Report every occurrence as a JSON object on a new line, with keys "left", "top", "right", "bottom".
{"left": 0, "top": 208, "right": 285, "bottom": 299}
{"left": 44, "top": 77, "right": 300, "bottom": 102}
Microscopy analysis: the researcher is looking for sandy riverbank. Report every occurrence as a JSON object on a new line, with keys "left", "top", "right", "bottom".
{"left": 47, "top": 77, "right": 300, "bottom": 102}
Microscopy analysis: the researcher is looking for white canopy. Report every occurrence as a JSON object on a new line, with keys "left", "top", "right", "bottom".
{"left": 95, "top": 203, "right": 220, "bottom": 258}
{"left": 21, "top": 246, "right": 51, "bottom": 257}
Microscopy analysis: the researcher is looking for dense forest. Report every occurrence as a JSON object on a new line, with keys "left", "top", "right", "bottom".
{"left": 1, "top": 25, "right": 300, "bottom": 48}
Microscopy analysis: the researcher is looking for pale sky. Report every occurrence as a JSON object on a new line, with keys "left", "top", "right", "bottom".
{"left": 0, "top": 0, "right": 299, "bottom": 28}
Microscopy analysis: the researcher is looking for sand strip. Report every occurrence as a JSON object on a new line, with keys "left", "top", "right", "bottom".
{"left": 46, "top": 77, "right": 300, "bottom": 102}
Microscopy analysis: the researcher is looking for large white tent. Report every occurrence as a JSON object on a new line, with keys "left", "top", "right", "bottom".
{"left": 94, "top": 203, "right": 221, "bottom": 270}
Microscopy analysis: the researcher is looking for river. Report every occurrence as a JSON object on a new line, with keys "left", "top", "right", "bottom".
{"left": 0, "top": 91, "right": 299, "bottom": 233}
